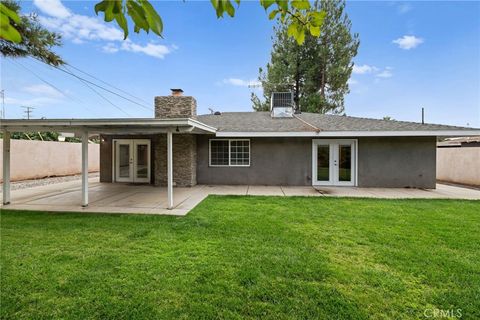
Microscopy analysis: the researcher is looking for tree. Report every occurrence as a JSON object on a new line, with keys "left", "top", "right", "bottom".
{"left": 1, "top": 0, "right": 325, "bottom": 49}
{"left": 0, "top": 1, "right": 64, "bottom": 66}
{"left": 252, "top": 0, "right": 359, "bottom": 114}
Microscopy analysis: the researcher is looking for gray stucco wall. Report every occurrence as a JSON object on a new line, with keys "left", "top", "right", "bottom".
{"left": 100, "top": 134, "right": 437, "bottom": 188}
{"left": 196, "top": 136, "right": 312, "bottom": 186}
{"left": 197, "top": 135, "right": 437, "bottom": 188}
{"left": 357, "top": 137, "right": 437, "bottom": 188}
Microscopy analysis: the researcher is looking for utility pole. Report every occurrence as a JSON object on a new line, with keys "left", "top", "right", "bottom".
{"left": 0, "top": 89, "right": 5, "bottom": 119}
{"left": 21, "top": 106, "right": 35, "bottom": 120}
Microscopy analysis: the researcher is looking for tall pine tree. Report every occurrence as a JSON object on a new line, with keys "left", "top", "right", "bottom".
{"left": 252, "top": 0, "right": 359, "bottom": 114}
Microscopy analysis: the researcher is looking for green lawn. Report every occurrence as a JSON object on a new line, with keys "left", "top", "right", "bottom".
{"left": 1, "top": 196, "right": 479, "bottom": 319}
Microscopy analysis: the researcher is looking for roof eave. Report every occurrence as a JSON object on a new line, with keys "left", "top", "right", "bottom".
{"left": 215, "top": 130, "right": 480, "bottom": 137}
{"left": 0, "top": 118, "right": 217, "bottom": 134}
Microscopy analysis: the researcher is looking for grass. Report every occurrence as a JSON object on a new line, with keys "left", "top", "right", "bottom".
{"left": 1, "top": 196, "right": 479, "bottom": 319}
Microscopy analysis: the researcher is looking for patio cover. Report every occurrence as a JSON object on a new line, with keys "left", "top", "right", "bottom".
{"left": 1, "top": 118, "right": 217, "bottom": 209}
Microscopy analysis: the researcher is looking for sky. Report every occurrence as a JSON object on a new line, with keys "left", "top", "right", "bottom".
{"left": 1, "top": 0, "right": 479, "bottom": 127}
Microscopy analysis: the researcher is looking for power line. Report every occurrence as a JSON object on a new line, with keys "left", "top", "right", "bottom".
{"left": 65, "top": 63, "right": 151, "bottom": 106}
{"left": 58, "top": 65, "right": 153, "bottom": 111}
{"left": 30, "top": 57, "right": 153, "bottom": 112}
{"left": 8, "top": 59, "right": 101, "bottom": 117}
{"left": 10, "top": 60, "right": 67, "bottom": 99}
{"left": 72, "top": 74, "right": 132, "bottom": 117}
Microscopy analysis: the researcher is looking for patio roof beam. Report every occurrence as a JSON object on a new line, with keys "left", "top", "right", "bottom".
{"left": 81, "top": 131, "right": 89, "bottom": 207}
{"left": 1, "top": 126, "right": 212, "bottom": 136}
{"left": 2, "top": 130, "right": 11, "bottom": 205}
{"left": 0, "top": 118, "right": 217, "bottom": 135}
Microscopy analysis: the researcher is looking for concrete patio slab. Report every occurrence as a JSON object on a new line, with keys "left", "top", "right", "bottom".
{"left": 1, "top": 179, "right": 478, "bottom": 216}
{"left": 315, "top": 183, "right": 480, "bottom": 200}
{"left": 281, "top": 186, "right": 321, "bottom": 196}
{"left": 200, "top": 185, "right": 248, "bottom": 195}
{"left": 247, "top": 185, "right": 284, "bottom": 196}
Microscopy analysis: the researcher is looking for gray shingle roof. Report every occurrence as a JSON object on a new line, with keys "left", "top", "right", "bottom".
{"left": 197, "top": 112, "right": 474, "bottom": 132}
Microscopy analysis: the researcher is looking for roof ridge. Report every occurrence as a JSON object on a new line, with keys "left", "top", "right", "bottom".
{"left": 299, "top": 112, "right": 469, "bottom": 129}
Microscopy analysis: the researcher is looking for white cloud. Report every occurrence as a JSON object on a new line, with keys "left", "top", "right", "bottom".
{"left": 352, "top": 64, "right": 378, "bottom": 74}
{"left": 102, "top": 41, "right": 174, "bottom": 59}
{"left": 33, "top": 0, "right": 174, "bottom": 59}
{"left": 23, "top": 84, "right": 64, "bottom": 99}
{"left": 352, "top": 64, "right": 393, "bottom": 79}
{"left": 376, "top": 67, "right": 393, "bottom": 78}
{"left": 392, "top": 35, "right": 424, "bottom": 50}
{"left": 102, "top": 43, "right": 119, "bottom": 53}
{"left": 39, "top": 14, "right": 124, "bottom": 43}
{"left": 33, "top": 0, "right": 71, "bottom": 18}
{"left": 122, "top": 42, "right": 171, "bottom": 59}
{"left": 397, "top": 3, "right": 412, "bottom": 14}
{"left": 223, "top": 78, "right": 261, "bottom": 87}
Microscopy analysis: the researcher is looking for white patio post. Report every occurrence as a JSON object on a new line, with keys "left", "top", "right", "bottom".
{"left": 2, "top": 130, "right": 11, "bottom": 205}
{"left": 167, "top": 131, "right": 173, "bottom": 209}
{"left": 81, "top": 131, "right": 89, "bottom": 207}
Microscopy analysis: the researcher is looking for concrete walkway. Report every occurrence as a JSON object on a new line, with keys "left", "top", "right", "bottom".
{"left": 1, "top": 179, "right": 478, "bottom": 216}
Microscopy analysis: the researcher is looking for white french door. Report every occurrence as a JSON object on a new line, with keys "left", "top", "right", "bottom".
{"left": 114, "top": 139, "right": 151, "bottom": 183}
{"left": 312, "top": 139, "right": 357, "bottom": 186}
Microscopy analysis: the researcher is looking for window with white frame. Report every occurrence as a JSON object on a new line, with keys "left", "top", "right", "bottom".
{"left": 210, "top": 139, "right": 250, "bottom": 167}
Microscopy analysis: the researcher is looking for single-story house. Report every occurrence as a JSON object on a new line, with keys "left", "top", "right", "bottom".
{"left": 2, "top": 89, "right": 479, "bottom": 209}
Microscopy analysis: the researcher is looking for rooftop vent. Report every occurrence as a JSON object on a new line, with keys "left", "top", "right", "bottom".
{"left": 271, "top": 92, "right": 294, "bottom": 118}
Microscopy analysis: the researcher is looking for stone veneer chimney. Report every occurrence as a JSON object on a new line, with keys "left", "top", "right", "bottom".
{"left": 152, "top": 89, "right": 197, "bottom": 187}
{"left": 155, "top": 89, "right": 197, "bottom": 118}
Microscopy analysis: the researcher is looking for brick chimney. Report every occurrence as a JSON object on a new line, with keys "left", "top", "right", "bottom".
{"left": 155, "top": 89, "right": 197, "bottom": 118}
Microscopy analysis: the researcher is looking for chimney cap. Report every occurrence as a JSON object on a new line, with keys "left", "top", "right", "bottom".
{"left": 170, "top": 88, "right": 184, "bottom": 93}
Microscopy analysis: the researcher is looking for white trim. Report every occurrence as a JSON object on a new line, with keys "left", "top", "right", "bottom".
{"left": 216, "top": 130, "right": 480, "bottom": 137}
{"left": 114, "top": 139, "right": 134, "bottom": 183}
{"left": 113, "top": 139, "right": 151, "bottom": 183}
{"left": 167, "top": 132, "right": 173, "bottom": 209}
{"left": 355, "top": 140, "right": 358, "bottom": 187}
{"left": 312, "top": 139, "right": 357, "bottom": 187}
{"left": 1, "top": 118, "right": 217, "bottom": 134}
{"left": 133, "top": 140, "right": 151, "bottom": 183}
{"left": 111, "top": 139, "right": 116, "bottom": 183}
{"left": 187, "top": 118, "right": 217, "bottom": 133}
{"left": 2, "top": 130, "right": 11, "bottom": 205}
{"left": 209, "top": 139, "right": 251, "bottom": 167}
{"left": 81, "top": 131, "right": 89, "bottom": 207}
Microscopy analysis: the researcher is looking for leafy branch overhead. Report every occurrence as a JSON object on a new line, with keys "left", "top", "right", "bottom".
{"left": 1, "top": 0, "right": 325, "bottom": 46}
{"left": 94, "top": 0, "right": 162, "bottom": 40}
{"left": 212, "top": 0, "right": 326, "bottom": 44}
{"left": 1, "top": 1, "right": 64, "bottom": 66}
{"left": 0, "top": 2, "right": 21, "bottom": 42}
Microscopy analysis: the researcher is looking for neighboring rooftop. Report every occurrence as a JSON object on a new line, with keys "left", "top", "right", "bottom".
{"left": 197, "top": 112, "right": 475, "bottom": 133}
{"left": 437, "top": 136, "right": 480, "bottom": 147}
